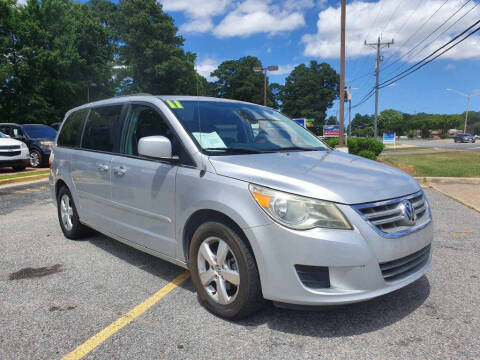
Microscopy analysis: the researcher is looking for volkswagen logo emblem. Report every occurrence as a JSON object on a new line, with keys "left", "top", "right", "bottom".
{"left": 400, "top": 200, "right": 417, "bottom": 225}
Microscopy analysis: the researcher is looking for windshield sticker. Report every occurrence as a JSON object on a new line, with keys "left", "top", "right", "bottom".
{"left": 192, "top": 132, "right": 226, "bottom": 149}
{"left": 173, "top": 100, "right": 183, "bottom": 109}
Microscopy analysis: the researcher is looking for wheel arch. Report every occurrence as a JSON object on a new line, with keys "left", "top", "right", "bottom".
{"left": 182, "top": 209, "right": 256, "bottom": 266}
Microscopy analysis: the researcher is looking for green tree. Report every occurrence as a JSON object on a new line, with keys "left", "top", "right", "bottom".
{"left": 326, "top": 115, "right": 338, "bottom": 125}
{"left": 115, "top": 0, "right": 198, "bottom": 95}
{"left": 210, "top": 56, "right": 277, "bottom": 106}
{"left": 349, "top": 113, "right": 373, "bottom": 137}
{"left": 378, "top": 109, "right": 404, "bottom": 135}
{"left": 0, "top": 0, "right": 115, "bottom": 124}
{"left": 433, "top": 114, "right": 462, "bottom": 137}
{"left": 280, "top": 61, "right": 339, "bottom": 134}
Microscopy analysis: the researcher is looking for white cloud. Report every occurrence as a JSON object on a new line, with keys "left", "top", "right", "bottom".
{"left": 271, "top": 64, "right": 297, "bottom": 76}
{"left": 161, "top": 0, "right": 313, "bottom": 37}
{"left": 444, "top": 64, "right": 456, "bottom": 71}
{"left": 160, "top": 0, "right": 230, "bottom": 33}
{"left": 195, "top": 58, "right": 219, "bottom": 81}
{"left": 213, "top": 0, "right": 311, "bottom": 38}
{"left": 302, "top": 0, "right": 480, "bottom": 61}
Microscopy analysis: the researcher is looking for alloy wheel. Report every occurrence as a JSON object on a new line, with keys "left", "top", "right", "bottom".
{"left": 197, "top": 236, "right": 240, "bottom": 305}
{"left": 30, "top": 151, "right": 40, "bottom": 167}
{"left": 60, "top": 194, "right": 74, "bottom": 231}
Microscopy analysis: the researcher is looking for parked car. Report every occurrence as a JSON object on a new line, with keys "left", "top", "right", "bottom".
{"left": 0, "top": 131, "right": 30, "bottom": 171}
{"left": 0, "top": 123, "right": 57, "bottom": 167}
{"left": 453, "top": 133, "right": 475, "bottom": 143}
{"left": 50, "top": 95, "right": 433, "bottom": 319}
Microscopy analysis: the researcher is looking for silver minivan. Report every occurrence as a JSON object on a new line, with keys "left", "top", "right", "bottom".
{"left": 50, "top": 95, "right": 433, "bottom": 319}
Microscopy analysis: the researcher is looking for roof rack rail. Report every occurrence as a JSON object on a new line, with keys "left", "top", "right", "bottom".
{"left": 115, "top": 93, "right": 153, "bottom": 98}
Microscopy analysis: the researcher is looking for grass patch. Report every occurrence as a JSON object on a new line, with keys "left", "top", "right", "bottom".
{"left": 382, "top": 146, "right": 429, "bottom": 152}
{"left": 379, "top": 151, "right": 480, "bottom": 177}
{"left": 0, "top": 170, "right": 50, "bottom": 181}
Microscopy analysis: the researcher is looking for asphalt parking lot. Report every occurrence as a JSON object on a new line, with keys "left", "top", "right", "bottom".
{"left": 1, "top": 181, "right": 479, "bottom": 359}
{"left": 399, "top": 139, "right": 480, "bottom": 151}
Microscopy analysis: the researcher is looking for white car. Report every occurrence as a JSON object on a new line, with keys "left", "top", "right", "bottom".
{"left": 0, "top": 131, "right": 30, "bottom": 171}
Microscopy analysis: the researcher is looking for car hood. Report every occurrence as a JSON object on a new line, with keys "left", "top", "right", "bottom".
{"left": 0, "top": 137, "right": 24, "bottom": 146}
{"left": 208, "top": 150, "right": 421, "bottom": 204}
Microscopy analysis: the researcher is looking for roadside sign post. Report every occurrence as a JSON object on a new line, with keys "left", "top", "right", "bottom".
{"left": 383, "top": 132, "right": 396, "bottom": 148}
{"left": 293, "top": 118, "right": 307, "bottom": 128}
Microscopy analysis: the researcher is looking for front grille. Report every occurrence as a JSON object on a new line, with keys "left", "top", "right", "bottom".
{"left": 353, "top": 191, "right": 430, "bottom": 237}
{"left": 0, "top": 145, "right": 20, "bottom": 150}
{"left": 0, "top": 151, "right": 21, "bottom": 157}
{"left": 379, "top": 244, "right": 431, "bottom": 282}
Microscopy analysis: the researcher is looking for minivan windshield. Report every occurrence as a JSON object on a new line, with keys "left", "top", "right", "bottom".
{"left": 22, "top": 125, "right": 57, "bottom": 139}
{"left": 164, "top": 100, "right": 328, "bottom": 155}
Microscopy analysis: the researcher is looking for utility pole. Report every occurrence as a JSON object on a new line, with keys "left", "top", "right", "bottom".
{"left": 446, "top": 88, "right": 480, "bottom": 133}
{"left": 346, "top": 87, "right": 358, "bottom": 137}
{"left": 365, "top": 37, "right": 394, "bottom": 138}
{"left": 252, "top": 65, "right": 278, "bottom": 106}
{"left": 338, "top": 0, "right": 346, "bottom": 147}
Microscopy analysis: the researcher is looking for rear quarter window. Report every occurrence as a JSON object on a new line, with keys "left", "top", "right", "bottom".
{"left": 81, "top": 105, "right": 123, "bottom": 152}
{"left": 57, "top": 109, "right": 88, "bottom": 147}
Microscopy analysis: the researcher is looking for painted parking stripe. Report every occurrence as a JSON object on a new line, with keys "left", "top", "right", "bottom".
{"left": 62, "top": 271, "right": 190, "bottom": 360}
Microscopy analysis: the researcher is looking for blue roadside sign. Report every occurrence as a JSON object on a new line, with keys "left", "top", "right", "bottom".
{"left": 293, "top": 118, "right": 307, "bottom": 127}
{"left": 323, "top": 125, "right": 340, "bottom": 137}
{"left": 383, "top": 132, "right": 396, "bottom": 144}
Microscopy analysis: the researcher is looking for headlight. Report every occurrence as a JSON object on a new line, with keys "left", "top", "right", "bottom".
{"left": 20, "top": 142, "right": 27, "bottom": 149}
{"left": 40, "top": 141, "right": 54, "bottom": 146}
{"left": 249, "top": 184, "right": 352, "bottom": 230}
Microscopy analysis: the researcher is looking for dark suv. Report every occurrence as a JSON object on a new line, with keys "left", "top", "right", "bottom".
{"left": 0, "top": 123, "right": 57, "bottom": 167}
{"left": 454, "top": 133, "right": 475, "bottom": 143}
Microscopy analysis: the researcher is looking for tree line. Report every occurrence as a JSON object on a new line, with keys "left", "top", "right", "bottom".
{"left": 0, "top": 0, "right": 339, "bottom": 129}
{"left": 349, "top": 110, "right": 480, "bottom": 138}
{"left": 1, "top": 0, "right": 476, "bottom": 137}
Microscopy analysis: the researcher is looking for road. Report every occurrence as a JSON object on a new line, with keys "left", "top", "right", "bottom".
{"left": 398, "top": 139, "right": 480, "bottom": 151}
{"left": 1, "top": 181, "right": 479, "bottom": 359}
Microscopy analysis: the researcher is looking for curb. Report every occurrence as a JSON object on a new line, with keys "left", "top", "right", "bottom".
{"left": 428, "top": 183, "right": 480, "bottom": 213}
{"left": 0, "top": 174, "right": 49, "bottom": 186}
{"left": 415, "top": 177, "right": 480, "bottom": 186}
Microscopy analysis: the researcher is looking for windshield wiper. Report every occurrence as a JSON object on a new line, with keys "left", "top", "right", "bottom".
{"left": 271, "top": 146, "right": 322, "bottom": 152}
{"left": 204, "top": 147, "right": 263, "bottom": 154}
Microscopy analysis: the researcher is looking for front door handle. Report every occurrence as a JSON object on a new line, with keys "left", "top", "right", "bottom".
{"left": 113, "top": 166, "right": 127, "bottom": 176}
{"left": 96, "top": 163, "right": 109, "bottom": 172}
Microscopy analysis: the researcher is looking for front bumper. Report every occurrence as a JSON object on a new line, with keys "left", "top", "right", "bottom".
{"left": 244, "top": 204, "right": 433, "bottom": 306}
{"left": 0, "top": 148, "right": 30, "bottom": 168}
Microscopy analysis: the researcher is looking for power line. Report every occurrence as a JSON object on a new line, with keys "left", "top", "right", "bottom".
{"left": 383, "top": 0, "right": 473, "bottom": 74}
{"left": 379, "top": 18, "right": 480, "bottom": 88}
{"left": 351, "top": 17, "right": 480, "bottom": 110}
{"left": 383, "top": 0, "right": 479, "bottom": 77}
{"left": 379, "top": 21, "right": 480, "bottom": 89}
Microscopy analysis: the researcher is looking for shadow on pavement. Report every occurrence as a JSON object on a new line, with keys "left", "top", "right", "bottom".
{"left": 88, "top": 233, "right": 193, "bottom": 292}
{"left": 86, "top": 231, "right": 430, "bottom": 337}
{"left": 239, "top": 276, "right": 430, "bottom": 337}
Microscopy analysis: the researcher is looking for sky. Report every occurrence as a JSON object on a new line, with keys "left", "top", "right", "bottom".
{"left": 157, "top": 0, "right": 480, "bottom": 119}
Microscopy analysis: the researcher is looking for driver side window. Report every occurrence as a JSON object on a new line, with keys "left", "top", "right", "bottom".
{"left": 124, "top": 104, "right": 179, "bottom": 157}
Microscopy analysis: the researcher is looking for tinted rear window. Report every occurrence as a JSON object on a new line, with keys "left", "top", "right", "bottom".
{"left": 81, "top": 105, "right": 123, "bottom": 152}
{"left": 22, "top": 125, "right": 57, "bottom": 138}
{"left": 57, "top": 109, "right": 88, "bottom": 147}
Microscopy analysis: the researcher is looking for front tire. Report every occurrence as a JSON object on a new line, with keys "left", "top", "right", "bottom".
{"left": 57, "top": 186, "right": 92, "bottom": 240}
{"left": 30, "top": 149, "right": 42, "bottom": 168}
{"left": 189, "top": 221, "right": 264, "bottom": 319}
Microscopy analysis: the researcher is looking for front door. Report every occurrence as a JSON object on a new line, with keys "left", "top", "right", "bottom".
{"left": 70, "top": 104, "right": 124, "bottom": 232}
{"left": 109, "top": 104, "right": 178, "bottom": 257}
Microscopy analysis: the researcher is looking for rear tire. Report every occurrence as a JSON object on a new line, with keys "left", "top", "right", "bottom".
{"left": 189, "top": 221, "right": 265, "bottom": 319}
{"left": 30, "top": 149, "right": 42, "bottom": 168}
{"left": 57, "top": 186, "right": 92, "bottom": 240}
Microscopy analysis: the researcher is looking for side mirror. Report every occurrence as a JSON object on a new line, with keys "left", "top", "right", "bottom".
{"left": 138, "top": 136, "right": 178, "bottom": 162}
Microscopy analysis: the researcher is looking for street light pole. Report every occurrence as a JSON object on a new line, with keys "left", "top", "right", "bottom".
{"left": 446, "top": 88, "right": 480, "bottom": 133}
{"left": 338, "top": 0, "right": 346, "bottom": 147}
{"left": 253, "top": 65, "right": 278, "bottom": 106}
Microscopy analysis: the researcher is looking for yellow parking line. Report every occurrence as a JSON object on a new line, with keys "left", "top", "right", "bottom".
{"left": 62, "top": 271, "right": 190, "bottom": 360}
